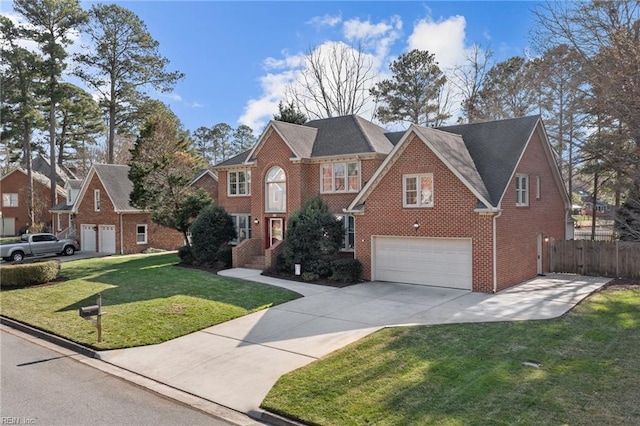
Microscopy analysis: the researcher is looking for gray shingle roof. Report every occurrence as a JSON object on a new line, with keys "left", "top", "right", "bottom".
{"left": 271, "top": 120, "right": 317, "bottom": 158}
{"left": 215, "top": 150, "right": 252, "bottom": 167}
{"left": 413, "top": 125, "right": 491, "bottom": 204}
{"left": 93, "top": 164, "right": 138, "bottom": 212}
{"left": 437, "top": 115, "right": 540, "bottom": 206}
{"left": 306, "top": 115, "right": 394, "bottom": 157}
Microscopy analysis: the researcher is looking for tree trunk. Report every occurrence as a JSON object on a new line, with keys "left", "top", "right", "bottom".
{"left": 591, "top": 167, "right": 598, "bottom": 241}
{"left": 49, "top": 99, "right": 57, "bottom": 214}
{"left": 22, "top": 121, "right": 35, "bottom": 226}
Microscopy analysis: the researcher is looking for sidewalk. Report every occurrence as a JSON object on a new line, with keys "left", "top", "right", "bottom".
{"left": 98, "top": 270, "right": 610, "bottom": 421}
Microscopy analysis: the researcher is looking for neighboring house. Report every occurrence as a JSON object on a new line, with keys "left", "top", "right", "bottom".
{"left": 50, "top": 164, "right": 206, "bottom": 254}
{"left": 0, "top": 154, "right": 71, "bottom": 236}
{"left": 213, "top": 114, "right": 572, "bottom": 293}
{"left": 51, "top": 164, "right": 218, "bottom": 254}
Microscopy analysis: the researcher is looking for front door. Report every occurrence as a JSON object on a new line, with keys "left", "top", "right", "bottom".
{"left": 269, "top": 218, "right": 283, "bottom": 247}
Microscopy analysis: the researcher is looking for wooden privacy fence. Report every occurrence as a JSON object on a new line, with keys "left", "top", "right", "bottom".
{"left": 549, "top": 240, "right": 640, "bottom": 279}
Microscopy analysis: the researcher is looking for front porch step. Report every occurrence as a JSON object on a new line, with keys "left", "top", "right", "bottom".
{"left": 243, "top": 255, "right": 265, "bottom": 270}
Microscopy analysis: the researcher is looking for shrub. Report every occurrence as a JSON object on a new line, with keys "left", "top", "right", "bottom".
{"left": 177, "top": 245, "right": 195, "bottom": 264}
{"left": 216, "top": 245, "right": 233, "bottom": 268}
{"left": 279, "top": 197, "right": 344, "bottom": 276}
{"left": 301, "top": 271, "right": 319, "bottom": 282}
{"left": 190, "top": 205, "right": 236, "bottom": 266}
{"left": 330, "top": 258, "right": 363, "bottom": 283}
{"left": 0, "top": 260, "right": 60, "bottom": 288}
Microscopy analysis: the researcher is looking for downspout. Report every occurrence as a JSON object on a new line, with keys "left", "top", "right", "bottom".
{"left": 119, "top": 213, "right": 124, "bottom": 254}
{"left": 492, "top": 209, "right": 503, "bottom": 293}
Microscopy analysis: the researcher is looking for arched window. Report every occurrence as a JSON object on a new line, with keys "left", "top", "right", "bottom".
{"left": 266, "top": 167, "right": 286, "bottom": 212}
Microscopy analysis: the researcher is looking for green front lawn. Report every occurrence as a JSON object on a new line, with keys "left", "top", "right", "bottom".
{"left": 263, "top": 288, "right": 640, "bottom": 425}
{"left": 0, "top": 253, "right": 300, "bottom": 349}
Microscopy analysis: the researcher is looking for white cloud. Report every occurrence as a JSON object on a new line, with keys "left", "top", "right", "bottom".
{"left": 239, "top": 70, "right": 297, "bottom": 131}
{"left": 263, "top": 51, "right": 305, "bottom": 70}
{"left": 306, "top": 13, "right": 342, "bottom": 29}
{"left": 407, "top": 15, "right": 468, "bottom": 69}
{"left": 343, "top": 15, "right": 402, "bottom": 63}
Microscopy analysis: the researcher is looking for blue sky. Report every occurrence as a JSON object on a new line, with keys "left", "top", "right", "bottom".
{"left": 3, "top": 1, "right": 540, "bottom": 135}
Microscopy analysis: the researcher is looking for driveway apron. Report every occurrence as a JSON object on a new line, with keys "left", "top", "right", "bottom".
{"left": 98, "top": 270, "right": 609, "bottom": 414}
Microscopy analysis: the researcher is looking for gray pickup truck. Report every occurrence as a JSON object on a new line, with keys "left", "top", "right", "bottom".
{"left": 1, "top": 233, "right": 79, "bottom": 262}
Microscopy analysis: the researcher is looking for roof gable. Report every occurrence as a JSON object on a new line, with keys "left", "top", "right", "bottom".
{"left": 347, "top": 125, "right": 493, "bottom": 212}
{"left": 73, "top": 164, "right": 140, "bottom": 213}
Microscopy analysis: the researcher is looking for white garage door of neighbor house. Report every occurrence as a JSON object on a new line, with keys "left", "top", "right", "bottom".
{"left": 81, "top": 224, "right": 97, "bottom": 252}
{"left": 1, "top": 217, "right": 16, "bottom": 236}
{"left": 99, "top": 225, "right": 116, "bottom": 254}
{"left": 373, "top": 237, "right": 473, "bottom": 290}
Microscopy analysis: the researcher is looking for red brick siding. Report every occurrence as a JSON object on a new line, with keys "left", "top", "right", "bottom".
{"left": 1, "top": 170, "right": 62, "bottom": 234}
{"left": 355, "top": 134, "right": 495, "bottom": 292}
{"left": 495, "top": 127, "right": 566, "bottom": 291}
{"left": 75, "top": 174, "right": 183, "bottom": 254}
{"left": 191, "top": 173, "right": 218, "bottom": 202}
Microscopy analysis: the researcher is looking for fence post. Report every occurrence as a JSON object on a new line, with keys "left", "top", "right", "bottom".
{"left": 616, "top": 240, "right": 619, "bottom": 278}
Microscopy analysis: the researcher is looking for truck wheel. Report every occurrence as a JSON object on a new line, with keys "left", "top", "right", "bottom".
{"left": 11, "top": 251, "right": 25, "bottom": 262}
{"left": 63, "top": 245, "right": 75, "bottom": 256}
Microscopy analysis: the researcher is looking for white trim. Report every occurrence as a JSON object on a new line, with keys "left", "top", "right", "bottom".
{"left": 2, "top": 193, "right": 18, "bottom": 207}
{"left": 402, "top": 173, "right": 434, "bottom": 208}
{"left": 136, "top": 224, "right": 148, "bottom": 244}
{"left": 94, "top": 189, "right": 101, "bottom": 212}
{"left": 320, "top": 161, "right": 361, "bottom": 193}
{"left": 227, "top": 169, "right": 251, "bottom": 197}
{"left": 536, "top": 175, "right": 541, "bottom": 200}
{"left": 515, "top": 174, "right": 529, "bottom": 207}
{"left": 265, "top": 166, "right": 286, "bottom": 213}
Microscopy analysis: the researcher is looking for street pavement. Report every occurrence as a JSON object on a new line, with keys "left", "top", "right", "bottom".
{"left": 1, "top": 328, "right": 233, "bottom": 425}
{"left": 98, "top": 270, "right": 611, "bottom": 421}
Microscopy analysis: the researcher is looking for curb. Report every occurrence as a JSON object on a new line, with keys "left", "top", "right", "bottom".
{"left": 251, "top": 409, "right": 307, "bottom": 426}
{"left": 0, "top": 316, "right": 264, "bottom": 426}
{"left": 0, "top": 316, "right": 99, "bottom": 358}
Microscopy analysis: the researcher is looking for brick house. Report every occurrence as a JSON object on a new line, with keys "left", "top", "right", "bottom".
{"left": 214, "top": 115, "right": 572, "bottom": 293}
{"left": 51, "top": 164, "right": 218, "bottom": 254}
{"left": 0, "top": 154, "right": 73, "bottom": 236}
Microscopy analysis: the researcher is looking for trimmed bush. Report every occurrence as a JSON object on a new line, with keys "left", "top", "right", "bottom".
{"left": 216, "top": 245, "right": 233, "bottom": 268}
{"left": 190, "top": 205, "right": 236, "bottom": 266}
{"left": 177, "top": 245, "right": 194, "bottom": 264}
{"left": 279, "top": 197, "right": 344, "bottom": 277}
{"left": 0, "top": 260, "right": 60, "bottom": 288}
{"left": 330, "top": 258, "right": 363, "bottom": 283}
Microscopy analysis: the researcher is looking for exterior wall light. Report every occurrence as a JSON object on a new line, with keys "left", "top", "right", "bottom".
{"left": 253, "top": 218, "right": 260, "bottom": 225}
{"left": 413, "top": 221, "right": 420, "bottom": 231}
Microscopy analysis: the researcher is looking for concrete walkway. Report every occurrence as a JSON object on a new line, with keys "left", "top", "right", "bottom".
{"left": 98, "top": 270, "right": 610, "bottom": 419}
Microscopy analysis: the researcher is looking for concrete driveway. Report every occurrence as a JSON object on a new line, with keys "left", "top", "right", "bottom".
{"left": 98, "top": 270, "right": 610, "bottom": 418}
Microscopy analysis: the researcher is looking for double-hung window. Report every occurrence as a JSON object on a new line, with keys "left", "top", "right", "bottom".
{"left": 94, "top": 190, "right": 100, "bottom": 211}
{"left": 228, "top": 170, "right": 251, "bottom": 196}
{"left": 136, "top": 224, "right": 148, "bottom": 244}
{"left": 230, "top": 214, "right": 252, "bottom": 244}
{"left": 266, "top": 167, "right": 286, "bottom": 212}
{"left": 403, "top": 174, "right": 434, "bottom": 208}
{"left": 321, "top": 162, "right": 360, "bottom": 193}
{"left": 516, "top": 174, "right": 529, "bottom": 206}
{"left": 2, "top": 193, "right": 18, "bottom": 207}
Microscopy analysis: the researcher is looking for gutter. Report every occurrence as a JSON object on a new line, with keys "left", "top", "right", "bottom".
{"left": 492, "top": 209, "right": 503, "bottom": 293}
{"left": 119, "top": 213, "right": 123, "bottom": 254}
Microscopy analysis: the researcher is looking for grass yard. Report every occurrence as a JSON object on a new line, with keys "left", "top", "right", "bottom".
{"left": 0, "top": 253, "right": 300, "bottom": 349}
{"left": 263, "top": 288, "right": 640, "bottom": 426}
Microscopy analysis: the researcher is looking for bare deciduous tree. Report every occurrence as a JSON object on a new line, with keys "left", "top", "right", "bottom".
{"left": 451, "top": 44, "right": 494, "bottom": 123}
{"left": 287, "top": 42, "right": 375, "bottom": 119}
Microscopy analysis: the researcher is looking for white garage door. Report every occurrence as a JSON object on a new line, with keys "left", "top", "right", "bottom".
{"left": 81, "top": 224, "right": 97, "bottom": 252}
{"left": 373, "top": 237, "right": 472, "bottom": 290}
{"left": 98, "top": 225, "right": 116, "bottom": 254}
{"left": 1, "top": 217, "right": 16, "bottom": 236}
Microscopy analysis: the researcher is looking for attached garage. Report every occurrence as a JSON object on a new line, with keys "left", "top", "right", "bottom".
{"left": 98, "top": 225, "right": 116, "bottom": 254}
{"left": 81, "top": 224, "right": 97, "bottom": 252}
{"left": 372, "top": 236, "right": 472, "bottom": 290}
{"left": 1, "top": 217, "right": 16, "bottom": 236}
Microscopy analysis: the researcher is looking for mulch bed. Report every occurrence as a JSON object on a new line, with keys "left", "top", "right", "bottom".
{"left": 604, "top": 278, "right": 640, "bottom": 291}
